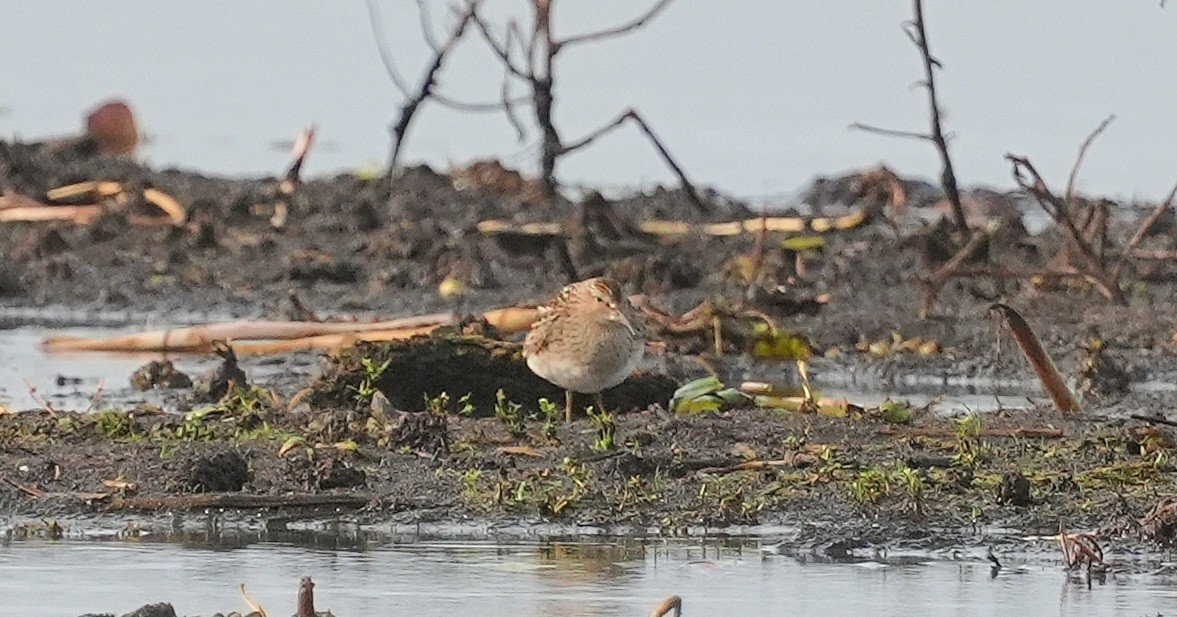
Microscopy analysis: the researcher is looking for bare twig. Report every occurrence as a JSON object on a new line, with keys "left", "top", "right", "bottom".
{"left": 1065, "top": 115, "right": 1116, "bottom": 206}
{"left": 413, "top": 0, "right": 440, "bottom": 52}
{"left": 389, "top": 3, "right": 481, "bottom": 167}
{"left": 1111, "top": 181, "right": 1177, "bottom": 280}
{"left": 848, "top": 123, "right": 933, "bottom": 142}
{"left": 468, "top": 0, "right": 682, "bottom": 198}
{"left": 368, "top": 0, "right": 511, "bottom": 113}
{"left": 1130, "top": 413, "right": 1177, "bottom": 428}
{"left": 856, "top": 0, "right": 966, "bottom": 231}
{"left": 1007, "top": 154, "right": 1125, "bottom": 303}
{"left": 920, "top": 229, "right": 988, "bottom": 318}
{"left": 556, "top": 0, "right": 677, "bottom": 49}
{"left": 878, "top": 426, "right": 1064, "bottom": 439}
{"left": 907, "top": 0, "right": 967, "bottom": 232}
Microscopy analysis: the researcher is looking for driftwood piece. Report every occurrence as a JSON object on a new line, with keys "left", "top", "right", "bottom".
{"left": 879, "top": 426, "right": 1064, "bottom": 439}
{"left": 1, "top": 181, "right": 185, "bottom": 226}
{"left": 477, "top": 210, "right": 867, "bottom": 239}
{"left": 41, "top": 307, "right": 539, "bottom": 355}
{"left": 103, "top": 492, "right": 373, "bottom": 512}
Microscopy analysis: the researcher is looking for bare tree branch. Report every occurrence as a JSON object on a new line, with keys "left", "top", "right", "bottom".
{"left": 1006, "top": 154, "right": 1125, "bottom": 304}
{"left": 413, "top": 0, "right": 440, "bottom": 53}
{"left": 366, "top": 0, "right": 411, "bottom": 97}
{"left": 389, "top": 3, "right": 481, "bottom": 168}
{"left": 909, "top": 0, "right": 967, "bottom": 232}
{"left": 1064, "top": 114, "right": 1116, "bottom": 206}
{"left": 1111, "top": 181, "right": 1177, "bottom": 281}
{"left": 561, "top": 109, "right": 708, "bottom": 214}
{"left": 369, "top": 0, "right": 518, "bottom": 113}
{"left": 555, "top": 0, "right": 678, "bottom": 49}
{"left": 468, "top": 6, "right": 530, "bottom": 79}
{"left": 559, "top": 111, "right": 630, "bottom": 155}
{"left": 851, "top": 0, "right": 967, "bottom": 232}
{"left": 849, "top": 123, "right": 934, "bottom": 142}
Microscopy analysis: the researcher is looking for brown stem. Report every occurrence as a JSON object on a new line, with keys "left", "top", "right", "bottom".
{"left": 909, "top": 0, "right": 968, "bottom": 232}
{"left": 555, "top": 0, "right": 678, "bottom": 49}
{"left": 296, "top": 577, "right": 316, "bottom": 617}
{"left": 1111, "top": 181, "right": 1177, "bottom": 281}
{"left": 989, "top": 303, "right": 1079, "bottom": 412}
{"left": 920, "top": 229, "right": 988, "bottom": 318}
{"left": 390, "top": 3, "right": 480, "bottom": 169}
{"left": 1006, "top": 155, "right": 1125, "bottom": 304}
{"left": 1064, "top": 115, "right": 1116, "bottom": 207}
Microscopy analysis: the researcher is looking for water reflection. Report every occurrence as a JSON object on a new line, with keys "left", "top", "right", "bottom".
{"left": 2, "top": 536, "right": 1176, "bottom": 616}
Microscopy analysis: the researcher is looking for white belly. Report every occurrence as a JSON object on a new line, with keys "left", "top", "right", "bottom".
{"left": 526, "top": 341, "right": 643, "bottom": 394}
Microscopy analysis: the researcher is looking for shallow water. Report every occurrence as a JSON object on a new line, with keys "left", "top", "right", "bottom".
{"left": 1, "top": 538, "right": 1175, "bottom": 616}
{"left": 0, "top": 322, "right": 1037, "bottom": 414}
{"left": 0, "top": 324, "right": 314, "bottom": 411}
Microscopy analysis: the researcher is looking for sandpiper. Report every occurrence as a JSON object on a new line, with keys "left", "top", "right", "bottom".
{"left": 523, "top": 277, "right": 646, "bottom": 423}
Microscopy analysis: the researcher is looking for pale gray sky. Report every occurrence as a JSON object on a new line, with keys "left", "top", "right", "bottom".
{"left": 1, "top": 1, "right": 1174, "bottom": 202}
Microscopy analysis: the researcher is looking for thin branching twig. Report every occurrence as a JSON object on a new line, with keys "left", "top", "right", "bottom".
{"left": 851, "top": 0, "right": 967, "bottom": 232}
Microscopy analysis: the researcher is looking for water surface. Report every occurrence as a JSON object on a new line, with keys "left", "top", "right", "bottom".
{"left": 1, "top": 538, "right": 1174, "bottom": 616}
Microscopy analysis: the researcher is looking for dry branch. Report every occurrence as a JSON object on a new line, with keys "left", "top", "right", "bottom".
{"left": 852, "top": 0, "right": 967, "bottom": 231}
{"left": 878, "top": 426, "right": 1064, "bottom": 439}
{"left": 1065, "top": 115, "right": 1115, "bottom": 206}
{"left": 1111, "top": 181, "right": 1177, "bottom": 280}
{"left": 477, "top": 210, "right": 867, "bottom": 238}
{"left": 1007, "top": 154, "right": 1124, "bottom": 303}
{"left": 989, "top": 303, "right": 1079, "bottom": 412}
{"left": 389, "top": 2, "right": 481, "bottom": 167}
{"left": 104, "top": 492, "right": 373, "bottom": 512}
{"left": 41, "top": 307, "right": 540, "bottom": 356}
{"left": 920, "top": 229, "right": 988, "bottom": 318}
{"left": 468, "top": 0, "right": 685, "bottom": 200}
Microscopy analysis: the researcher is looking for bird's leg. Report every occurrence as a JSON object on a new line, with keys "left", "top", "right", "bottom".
{"left": 593, "top": 392, "right": 607, "bottom": 416}
{"left": 565, "top": 389, "right": 574, "bottom": 424}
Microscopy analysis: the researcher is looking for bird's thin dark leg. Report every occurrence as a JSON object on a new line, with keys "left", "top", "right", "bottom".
{"left": 593, "top": 392, "right": 607, "bottom": 416}
{"left": 565, "top": 389, "right": 574, "bottom": 424}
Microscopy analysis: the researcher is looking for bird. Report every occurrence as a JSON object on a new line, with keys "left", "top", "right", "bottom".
{"left": 523, "top": 277, "right": 646, "bottom": 424}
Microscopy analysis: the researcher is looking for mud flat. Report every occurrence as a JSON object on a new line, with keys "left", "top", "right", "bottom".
{"left": 4, "top": 143, "right": 1177, "bottom": 553}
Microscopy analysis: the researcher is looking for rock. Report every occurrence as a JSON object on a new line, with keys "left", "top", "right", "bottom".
{"left": 318, "top": 460, "right": 366, "bottom": 490}
{"left": 1141, "top": 499, "right": 1177, "bottom": 545}
{"left": 130, "top": 360, "right": 192, "bottom": 391}
{"left": 995, "top": 472, "right": 1032, "bottom": 507}
{"left": 182, "top": 450, "right": 249, "bottom": 492}
{"left": 196, "top": 342, "right": 248, "bottom": 401}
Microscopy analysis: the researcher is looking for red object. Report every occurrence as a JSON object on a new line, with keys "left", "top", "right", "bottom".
{"left": 85, "top": 99, "right": 139, "bottom": 156}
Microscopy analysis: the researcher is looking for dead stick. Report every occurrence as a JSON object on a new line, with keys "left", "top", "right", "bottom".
{"left": 389, "top": 2, "right": 481, "bottom": 168}
{"left": 909, "top": 0, "right": 967, "bottom": 232}
{"left": 1064, "top": 115, "right": 1116, "bottom": 207}
{"left": 879, "top": 426, "right": 1064, "bottom": 438}
{"left": 104, "top": 492, "right": 373, "bottom": 512}
{"left": 1129, "top": 414, "right": 1177, "bottom": 428}
{"left": 921, "top": 229, "right": 988, "bottom": 318}
{"left": 989, "top": 303, "right": 1079, "bottom": 412}
{"left": 1111, "top": 181, "right": 1177, "bottom": 280}
{"left": 2, "top": 476, "right": 46, "bottom": 498}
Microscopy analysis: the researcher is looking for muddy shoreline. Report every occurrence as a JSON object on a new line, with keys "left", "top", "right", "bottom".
{"left": 4, "top": 144, "right": 1177, "bottom": 552}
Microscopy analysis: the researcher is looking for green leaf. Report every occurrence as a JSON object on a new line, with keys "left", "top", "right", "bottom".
{"left": 879, "top": 400, "right": 913, "bottom": 424}
{"left": 781, "top": 235, "right": 826, "bottom": 252}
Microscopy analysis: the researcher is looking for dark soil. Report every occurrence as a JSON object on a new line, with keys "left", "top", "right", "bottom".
{"left": 5, "top": 142, "right": 1177, "bottom": 550}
